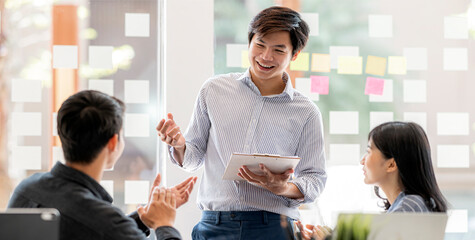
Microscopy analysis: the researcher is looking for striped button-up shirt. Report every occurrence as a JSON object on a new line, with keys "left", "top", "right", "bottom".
{"left": 170, "top": 69, "right": 327, "bottom": 219}
{"left": 388, "top": 192, "right": 430, "bottom": 213}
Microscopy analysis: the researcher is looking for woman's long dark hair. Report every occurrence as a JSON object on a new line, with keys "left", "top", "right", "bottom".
{"left": 369, "top": 121, "right": 448, "bottom": 212}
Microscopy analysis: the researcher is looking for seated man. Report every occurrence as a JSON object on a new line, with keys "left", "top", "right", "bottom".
{"left": 8, "top": 90, "right": 196, "bottom": 240}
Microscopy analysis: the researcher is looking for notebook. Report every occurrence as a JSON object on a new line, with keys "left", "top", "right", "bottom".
{"left": 0, "top": 208, "right": 60, "bottom": 240}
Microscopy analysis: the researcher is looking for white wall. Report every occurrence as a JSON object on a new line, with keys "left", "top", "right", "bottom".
{"left": 165, "top": 0, "right": 214, "bottom": 238}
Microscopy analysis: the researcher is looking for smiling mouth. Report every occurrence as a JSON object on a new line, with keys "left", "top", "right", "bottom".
{"left": 257, "top": 61, "right": 274, "bottom": 69}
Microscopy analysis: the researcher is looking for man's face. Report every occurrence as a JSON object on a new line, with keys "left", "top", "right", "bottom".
{"left": 248, "top": 31, "right": 297, "bottom": 84}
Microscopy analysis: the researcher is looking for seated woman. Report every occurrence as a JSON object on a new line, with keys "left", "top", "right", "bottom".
{"left": 297, "top": 121, "right": 448, "bottom": 240}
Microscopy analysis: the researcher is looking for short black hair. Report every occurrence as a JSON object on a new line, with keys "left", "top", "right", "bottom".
{"left": 57, "top": 90, "right": 125, "bottom": 164}
{"left": 369, "top": 121, "right": 448, "bottom": 212}
{"left": 248, "top": 6, "right": 309, "bottom": 57}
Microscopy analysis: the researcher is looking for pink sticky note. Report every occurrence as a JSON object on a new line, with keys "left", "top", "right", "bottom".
{"left": 310, "top": 76, "right": 329, "bottom": 95}
{"left": 365, "top": 77, "right": 385, "bottom": 95}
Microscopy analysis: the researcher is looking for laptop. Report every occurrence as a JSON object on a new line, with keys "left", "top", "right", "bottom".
{"left": 0, "top": 208, "right": 60, "bottom": 240}
{"left": 334, "top": 212, "right": 448, "bottom": 240}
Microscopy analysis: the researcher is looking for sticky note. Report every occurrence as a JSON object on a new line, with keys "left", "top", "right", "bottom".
{"left": 11, "top": 79, "right": 42, "bottom": 102}
{"left": 330, "top": 46, "right": 359, "bottom": 69}
{"left": 330, "top": 111, "right": 359, "bottom": 135}
{"left": 370, "top": 112, "right": 394, "bottom": 130}
{"left": 437, "top": 112, "right": 469, "bottom": 135}
{"left": 369, "top": 79, "right": 393, "bottom": 102}
{"left": 403, "top": 80, "right": 426, "bottom": 103}
{"left": 100, "top": 180, "right": 114, "bottom": 199}
{"left": 446, "top": 210, "right": 468, "bottom": 233}
{"left": 311, "top": 53, "right": 331, "bottom": 72}
{"left": 295, "top": 78, "right": 319, "bottom": 101}
{"left": 125, "top": 13, "right": 150, "bottom": 37}
{"left": 310, "top": 76, "right": 329, "bottom": 94}
{"left": 443, "top": 48, "right": 468, "bottom": 71}
{"left": 52, "top": 146, "right": 65, "bottom": 164}
{"left": 437, "top": 145, "right": 469, "bottom": 168}
{"left": 124, "top": 180, "right": 149, "bottom": 204}
{"left": 300, "top": 13, "right": 319, "bottom": 36}
{"left": 387, "top": 56, "right": 407, "bottom": 75}
{"left": 226, "top": 44, "right": 248, "bottom": 67}
{"left": 12, "top": 112, "right": 42, "bottom": 136}
{"left": 368, "top": 15, "right": 393, "bottom": 38}
{"left": 365, "top": 56, "right": 387, "bottom": 76}
{"left": 124, "top": 80, "right": 149, "bottom": 103}
{"left": 364, "top": 77, "right": 385, "bottom": 95}
{"left": 403, "top": 48, "right": 427, "bottom": 70}
{"left": 290, "top": 52, "right": 309, "bottom": 71}
{"left": 12, "top": 146, "right": 41, "bottom": 170}
{"left": 125, "top": 113, "right": 150, "bottom": 137}
{"left": 444, "top": 16, "right": 468, "bottom": 39}
{"left": 403, "top": 112, "right": 427, "bottom": 131}
{"left": 52, "top": 112, "right": 58, "bottom": 136}
{"left": 241, "top": 50, "right": 250, "bottom": 68}
{"left": 337, "top": 56, "right": 362, "bottom": 74}
{"left": 89, "top": 46, "right": 113, "bottom": 69}
{"left": 53, "top": 45, "right": 78, "bottom": 69}
{"left": 329, "top": 144, "right": 360, "bottom": 165}
{"left": 88, "top": 79, "right": 114, "bottom": 96}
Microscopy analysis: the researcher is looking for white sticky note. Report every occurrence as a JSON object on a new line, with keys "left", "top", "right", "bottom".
{"left": 369, "top": 79, "right": 393, "bottom": 102}
{"left": 403, "top": 112, "right": 427, "bottom": 131}
{"left": 370, "top": 112, "right": 394, "bottom": 130}
{"left": 88, "top": 79, "right": 114, "bottom": 96}
{"left": 437, "top": 145, "right": 469, "bottom": 168}
{"left": 368, "top": 15, "right": 393, "bottom": 38}
{"left": 403, "top": 80, "right": 426, "bottom": 103}
{"left": 443, "top": 48, "right": 468, "bottom": 71}
{"left": 124, "top": 80, "right": 149, "bottom": 103}
{"left": 89, "top": 46, "right": 113, "bottom": 69}
{"left": 446, "top": 209, "right": 468, "bottom": 233}
{"left": 295, "top": 78, "right": 319, "bottom": 101}
{"left": 11, "top": 146, "right": 41, "bottom": 170}
{"left": 124, "top": 180, "right": 149, "bottom": 204}
{"left": 52, "top": 112, "right": 58, "bottom": 137}
{"left": 52, "top": 146, "right": 65, "bottom": 164}
{"left": 437, "top": 112, "right": 469, "bottom": 135}
{"left": 125, "top": 13, "right": 150, "bottom": 37}
{"left": 329, "top": 46, "right": 359, "bottom": 69}
{"left": 12, "top": 112, "right": 42, "bottom": 136}
{"left": 387, "top": 56, "right": 407, "bottom": 75}
{"left": 330, "top": 111, "right": 359, "bottom": 135}
{"left": 100, "top": 180, "right": 114, "bottom": 199}
{"left": 403, "top": 48, "right": 427, "bottom": 71}
{"left": 301, "top": 13, "right": 319, "bottom": 36}
{"left": 444, "top": 16, "right": 468, "bottom": 39}
{"left": 11, "top": 79, "right": 42, "bottom": 102}
{"left": 53, "top": 45, "right": 78, "bottom": 69}
{"left": 125, "top": 113, "right": 150, "bottom": 137}
{"left": 329, "top": 144, "right": 360, "bottom": 165}
{"left": 226, "top": 44, "right": 248, "bottom": 68}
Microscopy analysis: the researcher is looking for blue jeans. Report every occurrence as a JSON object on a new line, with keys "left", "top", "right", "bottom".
{"left": 192, "top": 211, "right": 295, "bottom": 240}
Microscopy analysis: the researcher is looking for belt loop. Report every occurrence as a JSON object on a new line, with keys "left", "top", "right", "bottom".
{"left": 263, "top": 211, "right": 268, "bottom": 225}
{"left": 215, "top": 212, "right": 221, "bottom": 225}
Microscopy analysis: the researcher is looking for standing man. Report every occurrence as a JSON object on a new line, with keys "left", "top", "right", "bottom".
{"left": 157, "top": 6, "right": 326, "bottom": 240}
{"left": 8, "top": 90, "right": 196, "bottom": 240}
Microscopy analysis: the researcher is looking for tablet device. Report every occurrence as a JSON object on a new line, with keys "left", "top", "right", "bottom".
{"left": 223, "top": 153, "right": 300, "bottom": 180}
{"left": 0, "top": 208, "right": 60, "bottom": 240}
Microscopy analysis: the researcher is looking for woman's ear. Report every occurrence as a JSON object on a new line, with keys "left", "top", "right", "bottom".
{"left": 291, "top": 50, "right": 301, "bottom": 61}
{"left": 386, "top": 158, "right": 398, "bottom": 173}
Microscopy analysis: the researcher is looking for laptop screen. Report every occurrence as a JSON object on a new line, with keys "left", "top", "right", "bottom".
{"left": 0, "top": 208, "right": 60, "bottom": 240}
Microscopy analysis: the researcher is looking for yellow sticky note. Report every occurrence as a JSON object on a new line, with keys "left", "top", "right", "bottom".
{"left": 290, "top": 52, "right": 310, "bottom": 71}
{"left": 311, "top": 53, "right": 331, "bottom": 72}
{"left": 241, "top": 50, "right": 250, "bottom": 68}
{"left": 337, "top": 56, "right": 362, "bottom": 74}
{"left": 388, "top": 56, "right": 407, "bottom": 75}
{"left": 365, "top": 55, "right": 387, "bottom": 76}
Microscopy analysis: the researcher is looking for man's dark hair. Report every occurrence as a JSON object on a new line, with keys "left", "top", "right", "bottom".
{"left": 57, "top": 90, "right": 125, "bottom": 164}
{"left": 248, "top": 6, "right": 309, "bottom": 56}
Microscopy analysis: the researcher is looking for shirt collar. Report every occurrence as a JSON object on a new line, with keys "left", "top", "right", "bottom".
{"left": 237, "top": 68, "right": 295, "bottom": 100}
{"left": 51, "top": 162, "right": 113, "bottom": 203}
{"left": 388, "top": 191, "right": 405, "bottom": 212}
